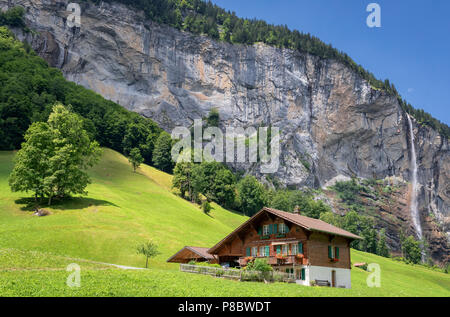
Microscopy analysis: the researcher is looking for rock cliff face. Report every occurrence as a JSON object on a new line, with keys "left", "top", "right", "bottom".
{"left": 2, "top": 0, "right": 448, "bottom": 263}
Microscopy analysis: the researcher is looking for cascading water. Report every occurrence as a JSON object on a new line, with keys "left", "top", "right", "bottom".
{"left": 406, "top": 114, "right": 423, "bottom": 241}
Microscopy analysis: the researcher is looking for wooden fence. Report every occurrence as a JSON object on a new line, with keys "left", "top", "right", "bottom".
{"left": 180, "top": 264, "right": 296, "bottom": 283}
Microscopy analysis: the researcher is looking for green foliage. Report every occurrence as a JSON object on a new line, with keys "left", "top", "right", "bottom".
{"left": 201, "top": 200, "right": 211, "bottom": 214}
{"left": 236, "top": 175, "right": 267, "bottom": 216}
{"left": 128, "top": 148, "right": 144, "bottom": 172}
{"left": 376, "top": 228, "right": 390, "bottom": 258}
{"left": 172, "top": 162, "right": 195, "bottom": 201}
{"left": 0, "top": 26, "right": 162, "bottom": 162}
{"left": 0, "top": 6, "right": 25, "bottom": 28}
{"left": 401, "top": 236, "right": 422, "bottom": 264}
{"left": 136, "top": 240, "right": 160, "bottom": 268}
{"left": 319, "top": 209, "right": 386, "bottom": 256}
{"left": 268, "top": 190, "right": 330, "bottom": 219}
{"left": 245, "top": 258, "right": 272, "bottom": 273}
{"left": 191, "top": 161, "right": 236, "bottom": 208}
{"left": 8, "top": 104, "right": 101, "bottom": 205}
{"left": 206, "top": 108, "right": 220, "bottom": 127}
{"left": 152, "top": 131, "right": 174, "bottom": 173}
{"left": 333, "top": 178, "right": 368, "bottom": 206}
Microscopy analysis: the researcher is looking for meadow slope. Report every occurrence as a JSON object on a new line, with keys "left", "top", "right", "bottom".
{"left": 0, "top": 149, "right": 449, "bottom": 296}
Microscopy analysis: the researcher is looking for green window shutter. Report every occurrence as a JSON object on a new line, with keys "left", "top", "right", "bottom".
{"left": 265, "top": 245, "right": 270, "bottom": 257}
{"left": 328, "top": 245, "right": 332, "bottom": 258}
{"left": 335, "top": 247, "right": 339, "bottom": 259}
{"left": 274, "top": 224, "right": 278, "bottom": 234}
{"left": 258, "top": 227, "right": 262, "bottom": 235}
{"left": 298, "top": 242, "right": 303, "bottom": 254}
{"left": 286, "top": 224, "right": 290, "bottom": 233}
{"left": 276, "top": 245, "right": 281, "bottom": 255}
{"left": 301, "top": 268, "right": 305, "bottom": 281}
{"left": 246, "top": 247, "right": 250, "bottom": 256}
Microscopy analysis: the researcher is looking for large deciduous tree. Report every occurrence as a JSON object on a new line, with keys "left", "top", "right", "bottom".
{"left": 9, "top": 104, "right": 101, "bottom": 205}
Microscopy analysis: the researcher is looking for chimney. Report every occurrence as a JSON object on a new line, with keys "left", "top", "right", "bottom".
{"left": 293, "top": 205, "right": 300, "bottom": 215}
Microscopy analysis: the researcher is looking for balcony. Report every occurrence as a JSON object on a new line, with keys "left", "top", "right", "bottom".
{"left": 240, "top": 255, "right": 307, "bottom": 266}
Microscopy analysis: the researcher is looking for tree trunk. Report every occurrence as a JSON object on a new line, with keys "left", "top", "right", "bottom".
{"left": 48, "top": 195, "right": 52, "bottom": 206}
{"left": 145, "top": 257, "right": 148, "bottom": 268}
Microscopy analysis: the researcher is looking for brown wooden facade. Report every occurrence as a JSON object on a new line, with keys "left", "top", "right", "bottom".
{"left": 208, "top": 207, "right": 361, "bottom": 270}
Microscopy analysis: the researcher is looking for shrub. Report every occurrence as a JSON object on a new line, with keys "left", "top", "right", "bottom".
{"left": 202, "top": 200, "right": 212, "bottom": 214}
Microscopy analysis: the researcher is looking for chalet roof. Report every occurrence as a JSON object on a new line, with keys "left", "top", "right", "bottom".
{"left": 208, "top": 207, "right": 362, "bottom": 254}
{"left": 166, "top": 246, "right": 216, "bottom": 263}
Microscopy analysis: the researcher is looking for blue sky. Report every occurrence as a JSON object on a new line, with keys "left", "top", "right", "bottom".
{"left": 210, "top": 0, "right": 450, "bottom": 125}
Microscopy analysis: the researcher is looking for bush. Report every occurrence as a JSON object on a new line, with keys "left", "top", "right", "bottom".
{"left": 245, "top": 258, "right": 272, "bottom": 273}
{"left": 202, "top": 200, "right": 212, "bottom": 214}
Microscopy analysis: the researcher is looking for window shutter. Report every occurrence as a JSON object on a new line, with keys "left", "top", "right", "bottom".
{"left": 269, "top": 224, "right": 273, "bottom": 235}
{"left": 298, "top": 242, "right": 303, "bottom": 254}
{"left": 246, "top": 247, "right": 250, "bottom": 257}
{"left": 301, "top": 268, "right": 305, "bottom": 281}
{"left": 328, "top": 245, "right": 332, "bottom": 258}
{"left": 286, "top": 224, "right": 290, "bottom": 233}
{"left": 274, "top": 224, "right": 278, "bottom": 234}
{"left": 258, "top": 227, "right": 262, "bottom": 235}
{"left": 335, "top": 247, "right": 339, "bottom": 259}
{"left": 265, "top": 245, "right": 270, "bottom": 257}
{"left": 276, "top": 245, "right": 281, "bottom": 255}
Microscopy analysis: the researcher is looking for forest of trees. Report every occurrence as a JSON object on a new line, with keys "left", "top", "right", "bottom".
{"left": 171, "top": 158, "right": 391, "bottom": 258}
{"left": 81, "top": 0, "right": 449, "bottom": 138}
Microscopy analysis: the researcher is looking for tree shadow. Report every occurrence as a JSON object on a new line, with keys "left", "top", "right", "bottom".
{"left": 15, "top": 196, "right": 118, "bottom": 212}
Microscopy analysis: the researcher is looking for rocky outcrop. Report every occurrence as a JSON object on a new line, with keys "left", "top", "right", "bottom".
{"left": 2, "top": 0, "right": 448, "bottom": 264}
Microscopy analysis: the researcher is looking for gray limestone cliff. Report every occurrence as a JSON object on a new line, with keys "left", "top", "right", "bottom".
{"left": 1, "top": 0, "right": 448, "bottom": 264}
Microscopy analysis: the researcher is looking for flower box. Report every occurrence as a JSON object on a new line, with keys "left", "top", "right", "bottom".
{"left": 330, "top": 258, "right": 339, "bottom": 262}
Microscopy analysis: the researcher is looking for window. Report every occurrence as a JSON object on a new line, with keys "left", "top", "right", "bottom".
{"left": 263, "top": 225, "right": 269, "bottom": 236}
{"left": 328, "top": 245, "right": 334, "bottom": 259}
{"left": 291, "top": 243, "right": 298, "bottom": 255}
{"left": 251, "top": 246, "right": 258, "bottom": 257}
{"left": 282, "top": 244, "right": 288, "bottom": 255}
{"left": 276, "top": 245, "right": 281, "bottom": 255}
{"left": 259, "top": 246, "right": 265, "bottom": 257}
{"left": 279, "top": 223, "right": 288, "bottom": 234}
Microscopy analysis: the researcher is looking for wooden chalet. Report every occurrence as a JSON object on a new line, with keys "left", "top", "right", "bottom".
{"left": 168, "top": 207, "right": 362, "bottom": 288}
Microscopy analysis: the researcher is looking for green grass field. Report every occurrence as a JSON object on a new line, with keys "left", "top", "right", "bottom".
{"left": 0, "top": 149, "right": 449, "bottom": 297}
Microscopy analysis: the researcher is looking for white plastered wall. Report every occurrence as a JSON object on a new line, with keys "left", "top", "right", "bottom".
{"left": 295, "top": 265, "right": 352, "bottom": 289}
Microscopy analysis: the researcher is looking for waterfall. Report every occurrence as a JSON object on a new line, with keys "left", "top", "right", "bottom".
{"left": 406, "top": 114, "right": 423, "bottom": 241}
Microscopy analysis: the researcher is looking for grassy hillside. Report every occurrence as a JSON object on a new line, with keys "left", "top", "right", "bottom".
{"left": 0, "top": 149, "right": 247, "bottom": 269}
{"left": 0, "top": 149, "right": 449, "bottom": 296}
{"left": 1, "top": 248, "right": 449, "bottom": 297}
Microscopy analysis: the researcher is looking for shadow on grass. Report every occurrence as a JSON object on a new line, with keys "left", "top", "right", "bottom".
{"left": 15, "top": 196, "right": 118, "bottom": 212}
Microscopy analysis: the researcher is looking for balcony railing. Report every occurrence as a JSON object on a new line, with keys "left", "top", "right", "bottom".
{"left": 239, "top": 255, "right": 307, "bottom": 266}
{"left": 180, "top": 264, "right": 296, "bottom": 283}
